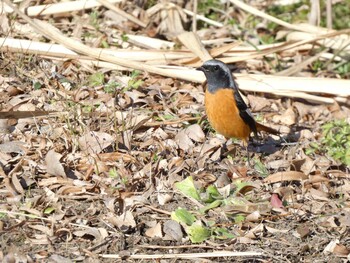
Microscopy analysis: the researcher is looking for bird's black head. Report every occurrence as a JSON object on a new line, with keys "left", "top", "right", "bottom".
{"left": 196, "top": 59, "right": 237, "bottom": 93}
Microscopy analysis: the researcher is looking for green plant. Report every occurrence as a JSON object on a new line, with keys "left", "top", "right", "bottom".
{"left": 266, "top": 1, "right": 309, "bottom": 28}
{"left": 89, "top": 10, "right": 100, "bottom": 30}
{"left": 88, "top": 72, "right": 120, "bottom": 93}
{"left": 104, "top": 81, "right": 120, "bottom": 93}
{"left": 32, "top": 80, "right": 42, "bottom": 90}
{"left": 335, "top": 62, "right": 350, "bottom": 78}
{"left": 321, "top": 119, "right": 350, "bottom": 165}
{"left": 109, "top": 167, "right": 129, "bottom": 188}
{"left": 88, "top": 72, "right": 104, "bottom": 87}
{"left": 124, "top": 70, "right": 143, "bottom": 91}
{"left": 121, "top": 33, "right": 129, "bottom": 42}
{"left": 254, "top": 159, "right": 269, "bottom": 177}
{"left": 173, "top": 176, "right": 258, "bottom": 243}
{"left": 311, "top": 59, "right": 325, "bottom": 72}
{"left": 197, "top": 0, "right": 222, "bottom": 27}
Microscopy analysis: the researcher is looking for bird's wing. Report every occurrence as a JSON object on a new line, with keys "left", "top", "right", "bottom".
{"left": 232, "top": 89, "right": 258, "bottom": 137}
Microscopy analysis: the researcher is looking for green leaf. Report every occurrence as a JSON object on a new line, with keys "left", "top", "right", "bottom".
{"left": 254, "top": 159, "right": 268, "bottom": 177}
{"left": 213, "top": 227, "right": 235, "bottom": 239}
{"left": 199, "top": 199, "right": 223, "bottom": 214}
{"left": 89, "top": 72, "right": 104, "bottom": 86}
{"left": 187, "top": 224, "right": 211, "bottom": 243}
{"left": 108, "top": 167, "right": 118, "bottom": 178}
{"left": 233, "top": 180, "right": 251, "bottom": 195}
{"left": 344, "top": 148, "right": 350, "bottom": 165}
{"left": 171, "top": 208, "right": 196, "bottom": 226}
{"left": 44, "top": 207, "right": 55, "bottom": 214}
{"left": 233, "top": 214, "right": 245, "bottom": 224}
{"left": 33, "top": 81, "right": 42, "bottom": 90}
{"left": 202, "top": 185, "right": 222, "bottom": 203}
{"left": 175, "top": 176, "right": 201, "bottom": 200}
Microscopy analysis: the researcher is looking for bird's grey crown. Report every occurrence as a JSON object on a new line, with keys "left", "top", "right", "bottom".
{"left": 200, "top": 59, "right": 237, "bottom": 93}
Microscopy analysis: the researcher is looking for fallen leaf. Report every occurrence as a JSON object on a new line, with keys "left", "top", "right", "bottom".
{"left": 248, "top": 94, "right": 271, "bottom": 112}
{"left": 296, "top": 224, "right": 311, "bottom": 239}
{"left": 45, "top": 150, "right": 66, "bottom": 177}
{"left": 183, "top": 124, "right": 205, "bottom": 143}
{"left": 145, "top": 222, "right": 163, "bottom": 238}
{"left": 49, "top": 254, "right": 73, "bottom": 263}
{"left": 264, "top": 171, "right": 308, "bottom": 183}
{"left": 273, "top": 107, "right": 296, "bottom": 125}
{"left": 175, "top": 129, "right": 194, "bottom": 153}
{"left": 0, "top": 141, "right": 27, "bottom": 154}
{"left": 270, "top": 193, "right": 283, "bottom": 208}
{"left": 78, "top": 131, "right": 114, "bottom": 154}
{"left": 109, "top": 211, "right": 136, "bottom": 230}
{"left": 246, "top": 211, "right": 261, "bottom": 222}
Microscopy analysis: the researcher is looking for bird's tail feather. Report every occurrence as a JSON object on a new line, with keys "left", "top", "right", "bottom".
{"left": 256, "top": 122, "right": 279, "bottom": 135}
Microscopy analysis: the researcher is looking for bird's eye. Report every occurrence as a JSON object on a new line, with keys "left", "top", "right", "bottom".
{"left": 213, "top": 66, "right": 219, "bottom": 70}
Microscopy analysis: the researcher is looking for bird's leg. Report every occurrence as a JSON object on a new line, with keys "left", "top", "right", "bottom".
{"left": 246, "top": 145, "right": 251, "bottom": 167}
{"left": 220, "top": 139, "right": 229, "bottom": 157}
{"left": 243, "top": 139, "right": 252, "bottom": 167}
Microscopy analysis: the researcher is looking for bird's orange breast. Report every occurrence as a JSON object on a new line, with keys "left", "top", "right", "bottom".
{"left": 205, "top": 88, "right": 251, "bottom": 142}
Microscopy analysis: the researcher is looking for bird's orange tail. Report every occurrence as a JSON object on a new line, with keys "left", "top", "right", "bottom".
{"left": 256, "top": 122, "right": 279, "bottom": 135}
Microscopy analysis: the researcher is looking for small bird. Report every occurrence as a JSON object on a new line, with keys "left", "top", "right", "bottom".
{"left": 197, "top": 59, "right": 278, "bottom": 149}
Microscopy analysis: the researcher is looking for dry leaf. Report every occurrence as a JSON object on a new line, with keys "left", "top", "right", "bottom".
{"left": 78, "top": 131, "right": 114, "bottom": 154}
{"left": 270, "top": 193, "right": 283, "bottom": 208}
{"left": 183, "top": 124, "right": 205, "bottom": 143}
{"left": 163, "top": 220, "right": 183, "bottom": 241}
{"left": 273, "top": 107, "right": 296, "bottom": 125}
{"left": 248, "top": 94, "right": 271, "bottom": 112}
{"left": 264, "top": 171, "right": 308, "bottom": 183}
{"left": 0, "top": 141, "right": 26, "bottom": 154}
{"left": 175, "top": 129, "right": 194, "bottom": 153}
{"left": 145, "top": 222, "right": 163, "bottom": 238}
{"left": 45, "top": 150, "right": 66, "bottom": 177}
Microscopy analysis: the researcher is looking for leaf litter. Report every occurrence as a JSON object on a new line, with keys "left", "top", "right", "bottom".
{"left": 0, "top": 0, "right": 350, "bottom": 262}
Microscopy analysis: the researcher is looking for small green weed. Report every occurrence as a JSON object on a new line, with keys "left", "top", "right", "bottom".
{"left": 197, "top": 0, "right": 222, "bottom": 27}
{"left": 124, "top": 70, "right": 143, "bottom": 91}
{"left": 321, "top": 120, "right": 350, "bottom": 166}
{"left": 89, "top": 72, "right": 104, "bottom": 86}
{"left": 88, "top": 72, "right": 120, "bottom": 93}
{"left": 173, "top": 176, "right": 257, "bottom": 243}
{"left": 89, "top": 10, "right": 100, "bottom": 30}
{"left": 307, "top": 120, "right": 350, "bottom": 165}
{"left": 109, "top": 167, "right": 129, "bottom": 188}
{"left": 335, "top": 62, "right": 350, "bottom": 78}
{"left": 254, "top": 159, "right": 269, "bottom": 177}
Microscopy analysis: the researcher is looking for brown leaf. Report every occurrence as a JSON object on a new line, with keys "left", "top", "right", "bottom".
{"left": 296, "top": 224, "right": 311, "bottom": 239}
{"left": 246, "top": 211, "right": 261, "bottom": 222}
{"left": 163, "top": 220, "right": 183, "bottom": 241}
{"left": 183, "top": 124, "right": 205, "bottom": 143}
{"left": 324, "top": 240, "right": 350, "bottom": 256}
{"left": 248, "top": 94, "right": 271, "bottom": 112}
{"left": 291, "top": 157, "right": 315, "bottom": 175}
{"left": 175, "top": 129, "right": 194, "bottom": 153}
{"left": 0, "top": 141, "right": 27, "bottom": 154}
{"left": 108, "top": 211, "right": 136, "bottom": 229}
{"left": 245, "top": 223, "right": 265, "bottom": 239}
{"left": 73, "top": 228, "right": 103, "bottom": 242}
{"left": 272, "top": 107, "right": 296, "bottom": 125}
{"left": 78, "top": 131, "right": 114, "bottom": 154}
{"left": 270, "top": 193, "right": 283, "bottom": 208}
{"left": 45, "top": 150, "right": 66, "bottom": 177}
{"left": 264, "top": 171, "right": 308, "bottom": 183}
{"left": 333, "top": 244, "right": 350, "bottom": 257}
{"left": 11, "top": 174, "right": 24, "bottom": 194}
{"left": 145, "top": 222, "right": 163, "bottom": 238}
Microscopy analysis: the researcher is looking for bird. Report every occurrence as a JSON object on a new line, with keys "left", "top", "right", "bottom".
{"left": 196, "top": 59, "right": 278, "bottom": 152}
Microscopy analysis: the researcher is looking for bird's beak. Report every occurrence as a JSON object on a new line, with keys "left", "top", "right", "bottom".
{"left": 196, "top": 66, "right": 205, "bottom": 72}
